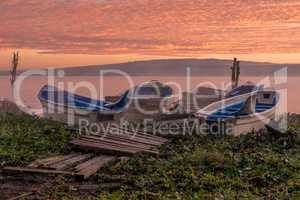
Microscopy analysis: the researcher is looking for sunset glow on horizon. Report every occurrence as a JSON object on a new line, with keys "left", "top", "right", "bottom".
{"left": 1, "top": 0, "right": 300, "bottom": 69}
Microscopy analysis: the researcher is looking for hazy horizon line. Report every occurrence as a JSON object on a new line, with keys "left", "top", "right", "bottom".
{"left": 1, "top": 57, "right": 299, "bottom": 72}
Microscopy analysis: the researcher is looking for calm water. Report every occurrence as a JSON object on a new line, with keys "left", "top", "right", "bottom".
{"left": 0, "top": 75, "right": 299, "bottom": 114}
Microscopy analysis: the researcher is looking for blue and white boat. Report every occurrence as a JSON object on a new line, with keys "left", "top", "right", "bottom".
{"left": 38, "top": 85, "right": 130, "bottom": 123}
{"left": 38, "top": 81, "right": 173, "bottom": 123}
{"left": 196, "top": 89, "right": 279, "bottom": 136}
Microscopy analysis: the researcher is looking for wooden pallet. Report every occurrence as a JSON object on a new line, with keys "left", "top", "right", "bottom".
{"left": 3, "top": 154, "right": 117, "bottom": 180}
{"left": 70, "top": 127, "right": 167, "bottom": 155}
{"left": 3, "top": 129, "right": 167, "bottom": 181}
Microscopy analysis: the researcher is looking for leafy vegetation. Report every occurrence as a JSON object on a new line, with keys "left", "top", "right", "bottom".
{"left": 0, "top": 114, "right": 74, "bottom": 166}
{"left": 97, "top": 128, "right": 300, "bottom": 199}
{"left": 0, "top": 114, "right": 300, "bottom": 199}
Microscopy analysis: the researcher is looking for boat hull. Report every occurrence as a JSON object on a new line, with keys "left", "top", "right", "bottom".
{"left": 40, "top": 100, "right": 113, "bottom": 125}
{"left": 198, "top": 90, "right": 279, "bottom": 136}
{"left": 230, "top": 107, "right": 275, "bottom": 136}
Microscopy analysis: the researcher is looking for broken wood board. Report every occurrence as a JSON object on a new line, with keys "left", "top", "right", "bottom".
{"left": 49, "top": 154, "right": 93, "bottom": 171}
{"left": 2, "top": 167, "right": 75, "bottom": 176}
{"left": 28, "top": 153, "right": 81, "bottom": 169}
{"left": 108, "top": 127, "right": 168, "bottom": 143}
{"left": 70, "top": 139, "right": 137, "bottom": 155}
{"left": 70, "top": 138, "right": 159, "bottom": 155}
{"left": 75, "top": 156, "right": 115, "bottom": 179}
{"left": 91, "top": 132, "right": 165, "bottom": 146}
{"left": 3, "top": 154, "right": 123, "bottom": 180}
{"left": 90, "top": 133, "right": 160, "bottom": 147}
{"left": 82, "top": 136, "right": 157, "bottom": 151}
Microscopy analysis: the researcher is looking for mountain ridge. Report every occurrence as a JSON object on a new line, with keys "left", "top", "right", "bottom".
{"left": 0, "top": 58, "right": 299, "bottom": 76}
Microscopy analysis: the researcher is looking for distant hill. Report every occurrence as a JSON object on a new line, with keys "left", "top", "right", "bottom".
{"left": 0, "top": 59, "right": 299, "bottom": 76}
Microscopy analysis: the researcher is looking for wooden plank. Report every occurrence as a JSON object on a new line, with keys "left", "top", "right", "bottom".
{"left": 2, "top": 167, "right": 75, "bottom": 176}
{"left": 110, "top": 130, "right": 167, "bottom": 143}
{"left": 49, "top": 154, "right": 93, "bottom": 171}
{"left": 109, "top": 127, "right": 168, "bottom": 142}
{"left": 70, "top": 139, "right": 137, "bottom": 155}
{"left": 76, "top": 156, "right": 115, "bottom": 179}
{"left": 71, "top": 138, "right": 150, "bottom": 154}
{"left": 28, "top": 155, "right": 66, "bottom": 168}
{"left": 75, "top": 156, "right": 105, "bottom": 172}
{"left": 119, "top": 133, "right": 167, "bottom": 144}
{"left": 133, "top": 132, "right": 168, "bottom": 142}
{"left": 92, "top": 133, "right": 159, "bottom": 147}
{"left": 116, "top": 126, "right": 168, "bottom": 140}
{"left": 130, "top": 134, "right": 167, "bottom": 143}
{"left": 28, "top": 153, "right": 80, "bottom": 169}
{"left": 83, "top": 136, "right": 155, "bottom": 150}
{"left": 92, "top": 133, "right": 164, "bottom": 146}
{"left": 107, "top": 133, "right": 164, "bottom": 146}
{"left": 71, "top": 139, "right": 159, "bottom": 155}
{"left": 77, "top": 137, "right": 159, "bottom": 154}
{"left": 83, "top": 139, "right": 159, "bottom": 154}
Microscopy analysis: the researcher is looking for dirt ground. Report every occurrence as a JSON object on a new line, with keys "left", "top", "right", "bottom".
{"left": 0, "top": 172, "right": 100, "bottom": 199}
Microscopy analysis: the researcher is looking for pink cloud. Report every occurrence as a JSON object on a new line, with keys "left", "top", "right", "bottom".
{"left": 0, "top": 0, "right": 300, "bottom": 56}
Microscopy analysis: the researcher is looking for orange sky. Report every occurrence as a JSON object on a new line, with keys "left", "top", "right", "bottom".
{"left": 1, "top": 0, "right": 300, "bottom": 69}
